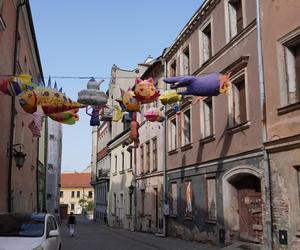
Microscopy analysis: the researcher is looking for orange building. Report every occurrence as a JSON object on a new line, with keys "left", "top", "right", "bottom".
{"left": 60, "top": 172, "right": 94, "bottom": 215}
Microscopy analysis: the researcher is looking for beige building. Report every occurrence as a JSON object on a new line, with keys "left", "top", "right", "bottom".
{"left": 60, "top": 172, "right": 93, "bottom": 215}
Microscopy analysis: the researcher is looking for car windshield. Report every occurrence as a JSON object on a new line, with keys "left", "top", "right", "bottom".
{"left": 0, "top": 213, "right": 45, "bottom": 237}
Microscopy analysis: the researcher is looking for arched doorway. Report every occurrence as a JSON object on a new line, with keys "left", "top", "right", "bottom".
{"left": 222, "top": 166, "right": 263, "bottom": 244}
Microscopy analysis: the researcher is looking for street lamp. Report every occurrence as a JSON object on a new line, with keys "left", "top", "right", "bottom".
{"left": 12, "top": 143, "right": 26, "bottom": 169}
{"left": 128, "top": 184, "right": 135, "bottom": 195}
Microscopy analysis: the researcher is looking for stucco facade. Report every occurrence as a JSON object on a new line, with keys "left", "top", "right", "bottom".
{"left": 261, "top": 0, "right": 300, "bottom": 249}
{"left": 164, "top": 0, "right": 265, "bottom": 247}
{"left": 0, "top": 0, "right": 44, "bottom": 212}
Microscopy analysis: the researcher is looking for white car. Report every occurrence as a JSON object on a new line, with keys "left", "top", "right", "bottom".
{"left": 0, "top": 213, "right": 61, "bottom": 250}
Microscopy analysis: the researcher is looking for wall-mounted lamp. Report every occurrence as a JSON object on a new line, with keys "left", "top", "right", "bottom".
{"left": 128, "top": 184, "right": 135, "bottom": 195}
{"left": 12, "top": 143, "right": 26, "bottom": 169}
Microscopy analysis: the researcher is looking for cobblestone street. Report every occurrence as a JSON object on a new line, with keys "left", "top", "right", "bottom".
{"left": 60, "top": 219, "right": 220, "bottom": 250}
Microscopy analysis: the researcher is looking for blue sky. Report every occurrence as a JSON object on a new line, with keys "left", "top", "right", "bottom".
{"left": 30, "top": 0, "right": 203, "bottom": 172}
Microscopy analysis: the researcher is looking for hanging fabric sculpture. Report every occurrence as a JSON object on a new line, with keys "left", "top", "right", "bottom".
{"left": 48, "top": 108, "right": 79, "bottom": 125}
{"left": 129, "top": 112, "right": 139, "bottom": 147}
{"left": 159, "top": 90, "right": 182, "bottom": 105}
{"left": 119, "top": 88, "right": 141, "bottom": 112}
{"left": 77, "top": 78, "right": 108, "bottom": 126}
{"left": 163, "top": 73, "right": 230, "bottom": 96}
{"left": 144, "top": 107, "right": 165, "bottom": 122}
{"left": 28, "top": 107, "right": 45, "bottom": 137}
{"left": 112, "top": 105, "right": 122, "bottom": 122}
{"left": 134, "top": 78, "right": 160, "bottom": 104}
{"left": 0, "top": 74, "right": 37, "bottom": 96}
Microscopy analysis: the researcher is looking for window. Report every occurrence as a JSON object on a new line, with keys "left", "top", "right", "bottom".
{"left": 170, "top": 60, "right": 177, "bottom": 77}
{"left": 70, "top": 203, "right": 75, "bottom": 211}
{"left": 77, "top": 191, "right": 80, "bottom": 198}
{"left": 88, "top": 191, "right": 93, "bottom": 198}
{"left": 228, "top": 0, "right": 243, "bottom": 39}
{"left": 170, "top": 183, "right": 178, "bottom": 216}
{"left": 184, "top": 181, "right": 193, "bottom": 218}
{"left": 49, "top": 134, "right": 55, "bottom": 140}
{"left": 0, "top": 0, "right": 5, "bottom": 32}
{"left": 207, "top": 178, "right": 217, "bottom": 220}
{"left": 183, "top": 47, "right": 190, "bottom": 75}
{"left": 71, "top": 191, "right": 75, "bottom": 198}
{"left": 141, "top": 190, "right": 145, "bottom": 216}
{"left": 60, "top": 191, "right": 63, "bottom": 198}
{"left": 201, "top": 23, "right": 212, "bottom": 64}
{"left": 140, "top": 145, "right": 144, "bottom": 174}
{"left": 201, "top": 97, "right": 213, "bottom": 138}
{"left": 169, "top": 117, "right": 177, "bottom": 151}
{"left": 182, "top": 109, "right": 191, "bottom": 146}
{"left": 114, "top": 155, "right": 117, "bottom": 173}
{"left": 113, "top": 193, "right": 116, "bottom": 215}
{"left": 282, "top": 35, "right": 300, "bottom": 105}
{"left": 152, "top": 138, "right": 157, "bottom": 171}
{"left": 230, "top": 73, "right": 247, "bottom": 126}
{"left": 121, "top": 152, "right": 124, "bottom": 172}
{"left": 145, "top": 141, "right": 150, "bottom": 173}
{"left": 129, "top": 150, "right": 133, "bottom": 169}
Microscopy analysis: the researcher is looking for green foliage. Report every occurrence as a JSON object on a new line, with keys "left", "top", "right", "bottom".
{"left": 79, "top": 198, "right": 94, "bottom": 213}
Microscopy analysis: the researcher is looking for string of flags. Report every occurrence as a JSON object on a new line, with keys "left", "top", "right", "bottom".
{"left": 0, "top": 73, "right": 231, "bottom": 149}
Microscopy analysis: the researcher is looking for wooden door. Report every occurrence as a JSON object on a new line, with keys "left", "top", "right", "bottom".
{"left": 236, "top": 175, "right": 263, "bottom": 243}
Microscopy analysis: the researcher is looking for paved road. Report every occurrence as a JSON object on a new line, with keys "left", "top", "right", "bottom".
{"left": 60, "top": 219, "right": 220, "bottom": 250}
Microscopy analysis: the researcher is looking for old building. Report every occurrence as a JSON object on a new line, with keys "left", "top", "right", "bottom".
{"left": 0, "top": 0, "right": 44, "bottom": 212}
{"left": 260, "top": 0, "right": 300, "bottom": 248}
{"left": 60, "top": 172, "right": 94, "bottom": 216}
{"left": 135, "top": 57, "right": 165, "bottom": 234}
{"left": 163, "top": 0, "right": 265, "bottom": 247}
{"left": 106, "top": 61, "right": 150, "bottom": 229}
{"left": 94, "top": 121, "right": 111, "bottom": 223}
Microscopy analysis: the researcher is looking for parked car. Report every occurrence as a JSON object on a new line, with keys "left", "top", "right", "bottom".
{"left": 0, "top": 213, "right": 61, "bottom": 250}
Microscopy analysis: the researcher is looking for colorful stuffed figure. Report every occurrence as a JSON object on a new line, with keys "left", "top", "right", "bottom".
{"left": 163, "top": 73, "right": 231, "bottom": 96}
{"left": 129, "top": 112, "right": 140, "bottom": 147}
{"left": 0, "top": 74, "right": 37, "bottom": 96}
{"left": 159, "top": 90, "right": 182, "bottom": 105}
{"left": 86, "top": 106, "right": 100, "bottom": 126}
{"left": 134, "top": 78, "right": 160, "bottom": 104}
{"left": 48, "top": 108, "right": 79, "bottom": 125}
{"left": 144, "top": 107, "right": 165, "bottom": 122}
{"left": 28, "top": 108, "right": 44, "bottom": 137}
{"left": 18, "top": 87, "right": 84, "bottom": 115}
{"left": 77, "top": 78, "right": 108, "bottom": 106}
{"left": 120, "top": 88, "right": 141, "bottom": 112}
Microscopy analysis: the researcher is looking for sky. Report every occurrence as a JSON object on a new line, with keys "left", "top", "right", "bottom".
{"left": 30, "top": 0, "right": 203, "bottom": 172}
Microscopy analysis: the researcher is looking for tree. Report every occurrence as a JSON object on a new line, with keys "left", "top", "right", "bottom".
{"left": 79, "top": 198, "right": 94, "bottom": 214}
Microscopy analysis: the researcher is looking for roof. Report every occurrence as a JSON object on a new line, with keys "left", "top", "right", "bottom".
{"left": 61, "top": 172, "right": 92, "bottom": 188}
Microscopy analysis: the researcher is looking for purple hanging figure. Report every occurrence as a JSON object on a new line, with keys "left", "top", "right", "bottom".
{"left": 86, "top": 106, "right": 100, "bottom": 126}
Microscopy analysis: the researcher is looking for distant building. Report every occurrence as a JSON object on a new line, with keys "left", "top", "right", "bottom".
{"left": 45, "top": 119, "right": 62, "bottom": 214}
{"left": 60, "top": 172, "right": 94, "bottom": 215}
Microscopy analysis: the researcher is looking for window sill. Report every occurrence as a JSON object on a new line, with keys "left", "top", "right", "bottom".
{"left": 199, "top": 136, "right": 215, "bottom": 145}
{"left": 119, "top": 170, "right": 125, "bottom": 175}
{"left": 169, "top": 214, "right": 177, "bottom": 218}
{"left": 227, "top": 121, "right": 250, "bottom": 134}
{"left": 181, "top": 143, "right": 193, "bottom": 151}
{"left": 278, "top": 102, "right": 300, "bottom": 115}
{"left": 151, "top": 169, "right": 157, "bottom": 173}
{"left": 184, "top": 216, "right": 193, "bottom": 221}
{"left": 168, "top": 149, "right": 178, "bottom": 155}
{"left": 112, "top": 172, "right": 117, "bottom": 176}
{"left": 205, "top": 219, "right": 217, "bottom": 225}
{"left": 127, "top": 168, "right": 133, "bottom": 172}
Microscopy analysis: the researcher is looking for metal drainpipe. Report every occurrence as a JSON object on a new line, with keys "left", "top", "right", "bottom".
{"left": 8, "top": 0, "right": 27, "bottom": 213}
{"left": 255, "top": 0, "right": 273, "bottom": 248}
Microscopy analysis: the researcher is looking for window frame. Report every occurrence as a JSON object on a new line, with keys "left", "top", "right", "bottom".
{"left": 181, "top": 106, "right": 192, "bottom": 147}
{"left": 121, "top": 151, "right": 125, "bottom": 172}
{"left": 206, "top": 178, "right": 217, "bottom": 221}
{"left": 152, "top": 137, "right": 157, "bottom": 171}
{"left": 200, "top": 97, "right": 214, "bottom": 139}
{"left": 140, "top": 144, "right": 144, "bottom": 174}
{"left": 77, "top": 191, "right": 80, "bottom": 198}
{"left": 182, "top": 46, "right": 191, "bottom": 75}
{"left": 227, "top": 69, "right": 249, "bottom": 127}
{"left": 71, "top": 191, "right": 75, "bottom": 198}
{"left": 168, "top": 115, "right": 178, "bottom": 152}
{"left": 170, "top": 182, "right": 178, "bottom": 216}
{"left": 145, "top": 141, "right": 150, "bottom": 173}
{"left": 278, "top": 29, "right": 300, "bottom": 107}
{"left": 199, "top": 18, "right": 213, "bottom": 65}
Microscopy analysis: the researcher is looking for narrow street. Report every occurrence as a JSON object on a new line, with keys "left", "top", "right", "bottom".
{"left": 60, "top": 219, "right": 220, "bottom": 250}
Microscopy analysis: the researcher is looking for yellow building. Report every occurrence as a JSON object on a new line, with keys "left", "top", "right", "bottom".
{"left": 60, "top": 172, "right": 93, "bottom": 215}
